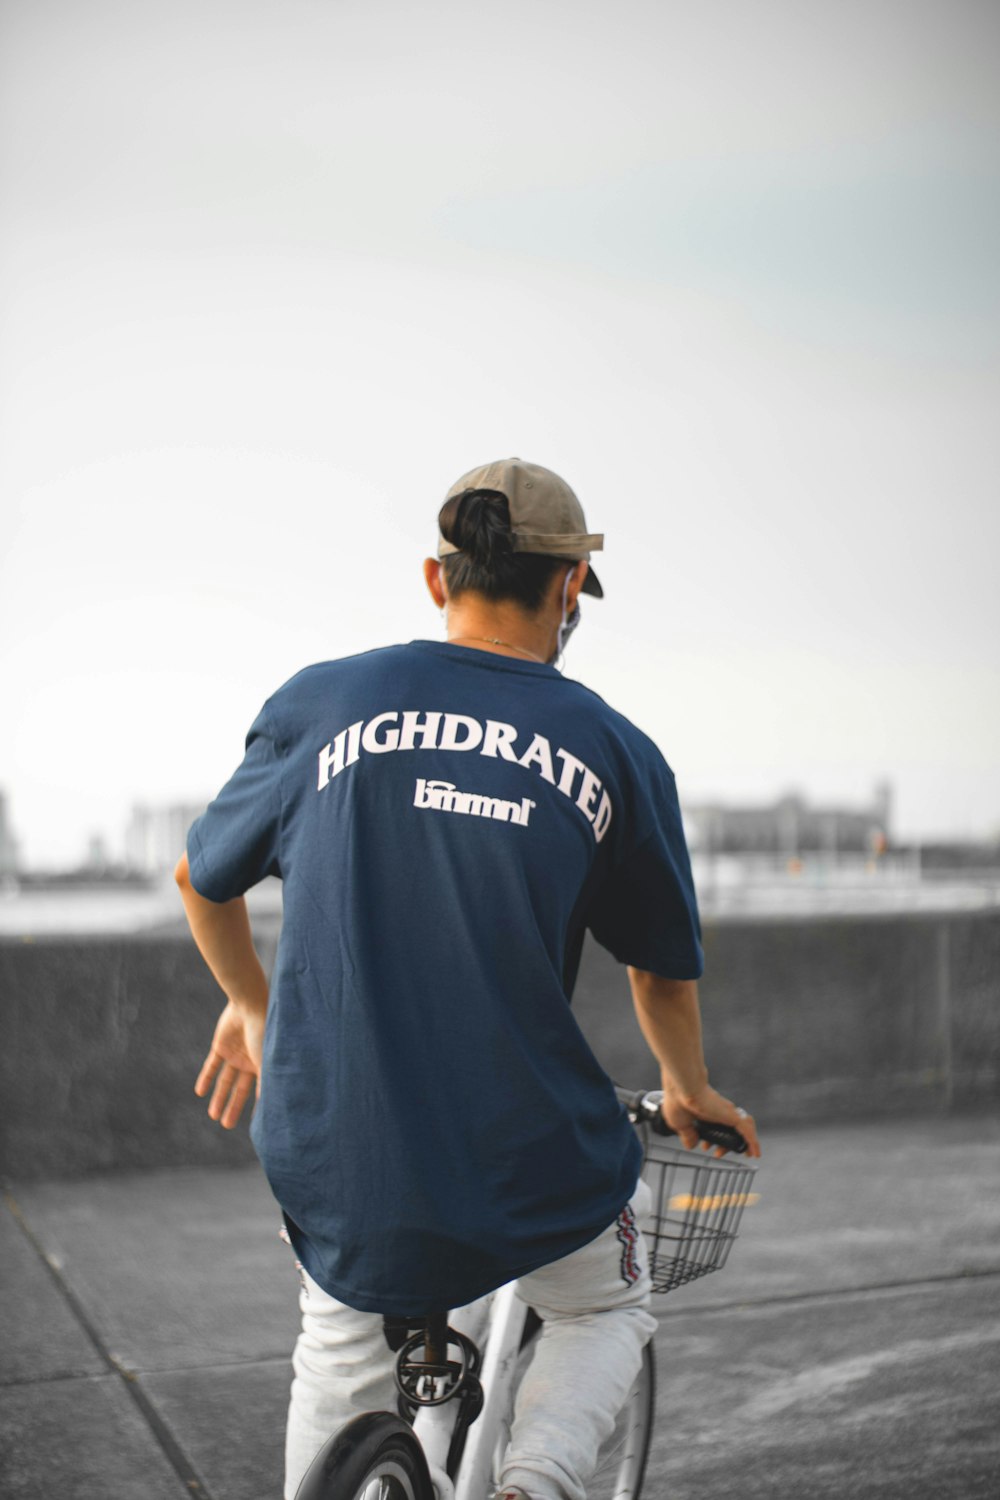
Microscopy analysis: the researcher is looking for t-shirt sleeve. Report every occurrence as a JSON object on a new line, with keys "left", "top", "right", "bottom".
{"left": 186, "top": 703, "right": 284, "bottom": 902}
{"left": 587, "top": 757, "right": 703, "bottom": 980}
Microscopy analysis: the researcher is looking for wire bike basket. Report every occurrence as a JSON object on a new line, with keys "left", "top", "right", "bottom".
{"left": 638, "top": 1125, "right": 759, "bottom": 1294}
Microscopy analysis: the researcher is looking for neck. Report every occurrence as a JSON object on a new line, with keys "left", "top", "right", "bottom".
{"left": 445, "top": 602, "right": 556, "bottom": 664}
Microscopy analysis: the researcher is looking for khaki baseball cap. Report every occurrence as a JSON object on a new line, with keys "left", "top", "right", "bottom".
{"left": 439, "top": 457, "right": 604, "bottom": 598}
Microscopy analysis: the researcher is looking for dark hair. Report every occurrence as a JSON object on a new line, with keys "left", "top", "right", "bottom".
{"left": 438, "top": 490, "right": 563, "bottom": 611}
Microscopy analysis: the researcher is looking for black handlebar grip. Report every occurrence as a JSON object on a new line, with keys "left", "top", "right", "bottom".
{"left": 650, "top": 1111, "right": 749, "bottom": 1154}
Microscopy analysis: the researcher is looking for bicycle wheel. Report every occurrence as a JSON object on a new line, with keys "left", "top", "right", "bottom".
{"left": 590, "top": 1340, "right": 655, "bottom": 1500}
{"left": 295, "top": 1411, "right": 434, "bottom": 1500}
{"left": 491, "top": 1320, "right": 656, "bottom": 1500}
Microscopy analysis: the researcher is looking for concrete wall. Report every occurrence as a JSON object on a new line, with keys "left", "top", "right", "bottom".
{"left": 2, "top": 910, "right": 997, "bottom": 1181}
{"left": 1, "top": 933, "right": 272, "bottom": 1181}
{"left": 574, "top": 910, "right": 1000, "bottom": 1119}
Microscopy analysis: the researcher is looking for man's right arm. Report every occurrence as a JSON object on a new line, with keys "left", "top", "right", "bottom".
{"left": 627, "top": 968, "right": 761, "bottom": 1157}
{"left": 175, "top": 851, "right": 269, "bottom": 1128}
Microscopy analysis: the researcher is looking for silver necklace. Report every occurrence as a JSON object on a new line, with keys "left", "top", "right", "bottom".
{"left": 448, "top": 634, "right": 547, "bottom": 664}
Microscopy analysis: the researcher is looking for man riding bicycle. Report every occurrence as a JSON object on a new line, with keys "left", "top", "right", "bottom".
{"left": 176, "top": 458, "right": 760, "bottom": 1500}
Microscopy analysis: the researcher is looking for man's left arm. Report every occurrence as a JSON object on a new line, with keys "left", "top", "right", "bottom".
{"left": 628, "top": 968, "right": 761, "bottom": 1157}
{"left": 175, "top": 851, "right": 270, "bottom": 1129}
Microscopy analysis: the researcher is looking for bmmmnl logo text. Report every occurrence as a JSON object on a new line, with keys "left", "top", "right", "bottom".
{"left": 414, "top": 779, "right": 535, "bottom": 826}
{"left": 316, "top": 709, "right": 612, "bottom": 843}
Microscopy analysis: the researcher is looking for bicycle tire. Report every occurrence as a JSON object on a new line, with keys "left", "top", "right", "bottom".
{"left": 295, "top": 1411, "right": 434, "bottom": 1500}
{"left": 492, "top": 1322, "right": 656, "bottom": 1500}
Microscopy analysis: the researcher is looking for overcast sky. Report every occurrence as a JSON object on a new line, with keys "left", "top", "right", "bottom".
{"left": 1, "top": 0, "right": 998, "bottom": 868}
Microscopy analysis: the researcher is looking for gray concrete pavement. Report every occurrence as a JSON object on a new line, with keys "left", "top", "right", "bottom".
{"left": 2, "top": 1114, "right": 999, "bottom": 1499}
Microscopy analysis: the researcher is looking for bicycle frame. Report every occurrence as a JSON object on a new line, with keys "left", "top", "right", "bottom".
{"left": 297, "top": 1091, "right": 747, "bottom": 1499}
{"left": 410, "top": 1281, "right": 528, "bottom": 1500}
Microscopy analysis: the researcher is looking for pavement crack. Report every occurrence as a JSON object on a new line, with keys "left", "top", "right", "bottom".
{"left": 4, "top": 1190, "right": 219, "bottom": 1500}
{"left": 662, "top": 1265, "right": 1000, "bottom": 1318}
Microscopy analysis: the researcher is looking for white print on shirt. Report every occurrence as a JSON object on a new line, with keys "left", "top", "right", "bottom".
{"left": 414, "top": 778, "right": 536, "bottom": 827}
{"left": 316, "top": 709, "right": 613, "bottom": 843}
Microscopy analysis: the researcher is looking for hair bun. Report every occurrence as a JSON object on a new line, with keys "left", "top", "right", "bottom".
{"left": 443, "top": 490, "right": 514, "bottom": 570}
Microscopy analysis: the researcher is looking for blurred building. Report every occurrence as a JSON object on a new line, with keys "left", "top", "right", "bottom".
{"left": 83, "top": 833, "right": 113, "bottom": 874}
{"left": 683, "top": 782, "right": 892, "bottom": 857}
{"left": 125, "top": 802, "right": 207, "bottom": 875}
{"left": 0, "top": 790, "right": 20, "bottom": 878}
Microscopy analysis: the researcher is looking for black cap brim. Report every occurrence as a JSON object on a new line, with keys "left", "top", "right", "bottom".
{"left": 581, "top": 564, "right": 603, "bottom": 599}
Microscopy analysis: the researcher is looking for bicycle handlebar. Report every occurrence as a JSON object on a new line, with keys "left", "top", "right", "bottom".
{"left": 615, "top": 1086, "right": 749, "bottom": 1155}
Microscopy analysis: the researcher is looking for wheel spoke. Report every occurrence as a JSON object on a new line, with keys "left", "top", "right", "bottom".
{"left": 356, "top": 1471, "right": 415, "bottom": 1500}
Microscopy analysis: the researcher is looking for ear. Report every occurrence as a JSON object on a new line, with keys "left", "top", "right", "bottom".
{"left": 566, "top": 560, "right": 589, "bottom": 611}
{"left": 423, "top": 557, "right": 447, "bottom": 609}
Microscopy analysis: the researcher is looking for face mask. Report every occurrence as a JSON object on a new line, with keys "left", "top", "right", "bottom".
{"left": 553, "top": 569, "right": 581, "bottom": 666}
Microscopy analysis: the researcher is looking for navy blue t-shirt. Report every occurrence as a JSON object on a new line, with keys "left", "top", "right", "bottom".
{"left": 187, "top": 641, "right": 702, "bottom": 1314}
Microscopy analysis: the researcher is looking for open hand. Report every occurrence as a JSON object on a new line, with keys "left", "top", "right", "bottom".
{"left": 195, "top": 1001, "right": 265, "bottom": 1129}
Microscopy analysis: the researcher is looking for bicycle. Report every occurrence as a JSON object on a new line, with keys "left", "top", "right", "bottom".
{"left": 295, "top": 1088, "right": 758, "bottom": 1500}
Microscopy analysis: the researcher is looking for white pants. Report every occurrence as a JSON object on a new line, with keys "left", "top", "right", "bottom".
{"left": 284, "top": 1180, "right": 656, "bottom": 1500}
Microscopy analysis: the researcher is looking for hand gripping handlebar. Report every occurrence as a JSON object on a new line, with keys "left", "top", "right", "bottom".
{"left": 615, "top": 1087, "right": 749, "bottom": 1155}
